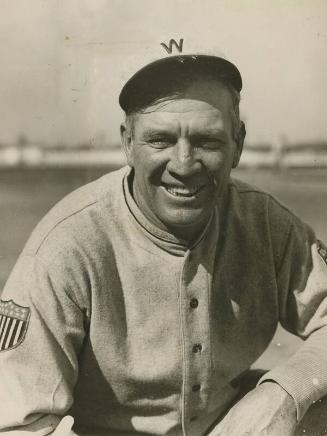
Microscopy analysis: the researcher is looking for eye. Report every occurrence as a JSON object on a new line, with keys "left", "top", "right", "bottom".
{"left": 195, "top": 137, "right": 225, "bottom": 150}
{"left": 148, "top": 136, "right": 175, "bottom": 148}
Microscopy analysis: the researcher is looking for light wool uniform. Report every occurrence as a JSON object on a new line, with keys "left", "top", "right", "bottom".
{"left": 1, "top": 167, "right": 327, "bottom": 435}
{"left": 1, "top": 39, "right": 327, "bottom": 435}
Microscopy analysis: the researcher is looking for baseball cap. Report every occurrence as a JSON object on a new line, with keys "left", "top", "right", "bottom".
{"left": 119, "top": 38, "right": 242, "bottom": 112}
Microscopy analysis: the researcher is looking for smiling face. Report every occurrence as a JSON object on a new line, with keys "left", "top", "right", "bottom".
{"left": 121, "top": 79, "right": 245, "bottom": 242}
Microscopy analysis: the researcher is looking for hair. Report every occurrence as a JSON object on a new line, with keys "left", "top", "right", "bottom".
{"left": 124, "top": 66, "right": 242, "bottom": 142}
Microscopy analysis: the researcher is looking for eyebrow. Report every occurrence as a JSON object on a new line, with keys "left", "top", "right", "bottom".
{"left": 191, "top": 129, "right": 228, "bottom": 140}
{"left": 195, "top": 123, "right": 226, "bottom": 133}
{"left": 141, "top": 129, "right": 176, "bottom": 138}
{"left": 141, "top": 126, "right": 226, "bottom": 135}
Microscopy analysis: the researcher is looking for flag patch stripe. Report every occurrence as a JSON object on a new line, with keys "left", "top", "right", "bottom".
{"left": 4, "top": 318, "right": 17, "bottom": 350}
{"left": 0, "top": 315, "right": 6, "bottom": 336}
{"left": 13, "top": 320, "right": 24, "bottom": 347}
{"left": 5, "top": 319, "right": 19, "bottom": 349}
{"left": 0, "top": 317, "right": 11, "bottom": 350}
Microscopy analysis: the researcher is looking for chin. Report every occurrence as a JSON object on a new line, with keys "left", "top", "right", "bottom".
{"left": 163, "top": 209, "right": 211, "bottom": 230}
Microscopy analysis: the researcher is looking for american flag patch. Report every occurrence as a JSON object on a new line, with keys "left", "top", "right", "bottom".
{"left": 317, "top": 240, "right": 327, "bottom": 266}
{"left": 0, "top": 300, "right": 30, "bottom": 351}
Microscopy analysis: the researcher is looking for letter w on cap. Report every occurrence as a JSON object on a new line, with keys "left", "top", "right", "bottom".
{"left": 161, "top": 38, "right": 184, "bottom": 54}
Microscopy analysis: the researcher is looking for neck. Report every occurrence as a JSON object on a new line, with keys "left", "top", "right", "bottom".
{"left": 131, "top": 179, "right": 211, "bottom": 247}
{"left": 163, "top": 220, "right": 211, "bottom": 246}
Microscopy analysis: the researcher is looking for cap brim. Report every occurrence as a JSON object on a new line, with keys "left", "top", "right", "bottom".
{"left": 119, "top": 54, "right": 242, "bottom": 111}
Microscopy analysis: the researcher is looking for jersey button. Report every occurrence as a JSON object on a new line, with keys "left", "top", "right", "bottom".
{"left": 190, "top": 298, "right": 198, "bottom": 308}
{"left": 192, "top": 343, "right": 202, "bottom": 353}
{"left": 192, "top": 384, "right": 201, "bottom": 392}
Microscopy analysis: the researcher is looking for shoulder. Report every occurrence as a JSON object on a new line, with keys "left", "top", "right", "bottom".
{"left": 225, "top": 177, "right": 316, "bottom": 270}
{"left": 226, "top": 177, "right": 312, "bottom": 244}
{"left": 228, "top": 177, "right": 300, "bottom": 223}
{"left": 23, "top": 166, "right": 129, "bottom": 258}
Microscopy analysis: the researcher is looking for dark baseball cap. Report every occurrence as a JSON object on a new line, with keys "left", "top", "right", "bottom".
{"left": 119, "top": 38, "right": 242, "bottom": 112}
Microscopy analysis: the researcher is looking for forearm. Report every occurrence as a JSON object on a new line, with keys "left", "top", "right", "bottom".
{"left": 0, "top": 415, "right": 61, "bottom": 435}
{"left": 0, "top": 415, "right": 76, "bottom": 436}
{"left": 207, "top": 382, "right": 297, "bottom": 436}
{"left": 259, "top": 325, "right": 327, "bottom": 421}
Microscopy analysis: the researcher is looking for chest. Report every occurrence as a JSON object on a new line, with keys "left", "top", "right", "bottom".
{"left": 86, "top": 236, "right": 278, "bottom": 378}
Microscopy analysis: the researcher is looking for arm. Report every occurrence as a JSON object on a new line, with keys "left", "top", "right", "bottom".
{"left": 259, "top": 221, "right": 327, "bottom": 421}
{"left": 0, "top": 254, "right": 86, "bottom": 434}
{"left": 210, "top": 217, "right": 327, "bottom": 435}
{"left": 208, "top": 382, "right": 297, "bottom": 436}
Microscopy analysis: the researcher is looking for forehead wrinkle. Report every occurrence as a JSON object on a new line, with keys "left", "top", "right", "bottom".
{"left": 137, "top": 111, "right": 224, "bottom": 128}
{"left": 141, "top": 98, "right": 225, "bottom": 114}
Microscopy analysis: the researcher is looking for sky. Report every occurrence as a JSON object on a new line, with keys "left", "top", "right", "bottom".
{"left": 0, "top": 0, "right": 326, "bottom": 146}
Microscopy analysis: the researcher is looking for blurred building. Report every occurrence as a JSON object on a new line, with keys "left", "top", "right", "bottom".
{"left": 1, "top": 140, "right": 327, "bottom": 170}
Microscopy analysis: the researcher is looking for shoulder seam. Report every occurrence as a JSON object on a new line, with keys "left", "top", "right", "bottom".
{"left": 276, "top": 222, "right": 294, "bottom": 279}
{"left": 19, "top": 253, "right": 83, "bottom": 310}
{"left": 229, "top": 183, "right": 299, "bottom": 221}
{"left": 32, "top": 200, "right": 98, "bottom": 255}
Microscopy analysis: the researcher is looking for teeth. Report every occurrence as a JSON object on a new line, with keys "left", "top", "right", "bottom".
{"left": 164, "top": 185, "right": 203, "bottom": 197}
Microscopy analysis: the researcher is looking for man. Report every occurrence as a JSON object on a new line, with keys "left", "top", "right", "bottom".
{"left": 0, "top": 39, "right": 327, "bottom": 435}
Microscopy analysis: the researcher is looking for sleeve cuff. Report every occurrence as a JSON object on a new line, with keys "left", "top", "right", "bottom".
{"left": 258, "top": 366, "right": 322, "bottom": 422}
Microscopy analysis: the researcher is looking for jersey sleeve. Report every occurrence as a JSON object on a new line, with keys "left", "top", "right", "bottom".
{"left": 259, "top": 216, "right": 327, "bottom": 421}
{"left": 0, "top": 254, "right": 86, "bottom": 434}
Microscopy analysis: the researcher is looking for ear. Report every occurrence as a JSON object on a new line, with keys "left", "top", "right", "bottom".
{"left": 232, "top": 121, "right": 246, "bottom": 168}
{"left": 120, "top": 122, "right": 134, "bottom": 167}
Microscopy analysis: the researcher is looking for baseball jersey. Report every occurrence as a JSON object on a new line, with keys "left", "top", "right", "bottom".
{"left": 0, "top": 166, "right": 327, "bottom": 435}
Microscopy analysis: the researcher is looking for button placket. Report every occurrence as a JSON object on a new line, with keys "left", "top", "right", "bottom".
{"left": 180, "top": 249, "right": 211, "bottom": 433}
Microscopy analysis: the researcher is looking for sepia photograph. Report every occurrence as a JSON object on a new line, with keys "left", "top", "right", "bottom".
{"left": 0, "top": 1, "right": 327, "bottom": 435}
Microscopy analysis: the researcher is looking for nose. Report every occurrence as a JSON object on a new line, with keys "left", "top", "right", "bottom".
{"left": 167, "top": 139, "right": 201, "bottom": 177}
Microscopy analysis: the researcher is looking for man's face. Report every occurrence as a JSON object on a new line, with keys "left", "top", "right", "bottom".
{"left": 122, "top": 79, "right": 244, "bottom": 240}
